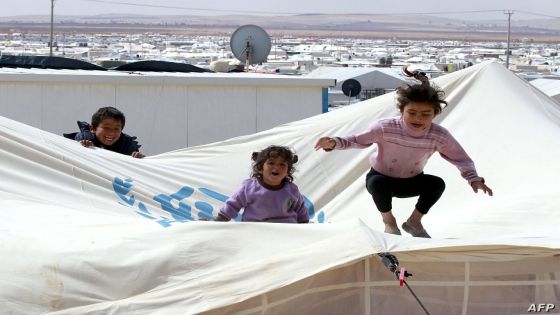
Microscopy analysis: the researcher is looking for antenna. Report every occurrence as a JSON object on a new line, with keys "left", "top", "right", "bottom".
{"left": 504, "top": 10, "right": 514, "bottom": 69}
{"left": 230, "top": 25, "right": 271, "bottom": 71}
{"left": 50, "top": 0, "right": 56, "bottom": 56}
{"left": 341, "top": 79, "right": 362, "bottom": 105}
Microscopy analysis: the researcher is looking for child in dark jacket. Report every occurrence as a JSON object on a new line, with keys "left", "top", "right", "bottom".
{"left": 64, "top": 107, "right": 144, "bottom": 158}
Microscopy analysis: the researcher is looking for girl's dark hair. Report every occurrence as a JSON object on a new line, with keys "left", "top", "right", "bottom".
{"left": 91, "top": 106, "right": 126, "bottom": 128}
{"left": 396, "top": 65, "right": 448, "bottom": 115}
{"left": 251, "top": 145, "right": 299, "bottom": 182}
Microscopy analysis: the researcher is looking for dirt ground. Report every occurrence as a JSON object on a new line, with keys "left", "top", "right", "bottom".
{"left": 2, "top": 22, "right": 560, "bottom": 43}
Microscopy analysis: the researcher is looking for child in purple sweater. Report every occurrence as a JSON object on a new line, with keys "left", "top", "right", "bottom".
{"left": 314, "top": 66, "right": 492, "bottom": 237}
{"left": 215, "top": 145, "right": 309, "bottom": 223}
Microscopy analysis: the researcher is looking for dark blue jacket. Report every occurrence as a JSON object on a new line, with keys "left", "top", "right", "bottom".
{"left": 63, "top": 121, "right": 141, "bottom": 156}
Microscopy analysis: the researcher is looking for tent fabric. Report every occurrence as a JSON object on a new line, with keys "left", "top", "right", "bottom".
{"left": 1, "top": 61, "right": 560, "bottom": 314}
{"left": 112, "top": 60, "right": 212, "bottom": 73}
{"left": 0, "top": 55, "right": 107, "bottom": 71}
{"left": 0, "top": 56, "right": 212, "bottom": 73}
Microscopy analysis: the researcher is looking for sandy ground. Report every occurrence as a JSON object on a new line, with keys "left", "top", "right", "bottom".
{"left": 2, "top": 22, "right": 560, "bottom": 43}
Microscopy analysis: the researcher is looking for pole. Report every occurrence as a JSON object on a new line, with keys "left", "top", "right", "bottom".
{"left": 402, "top": 279, "right": 430, "bottom": 315}
{"left": 504, "top": 10, "right": 513, "bottom": 69}
{"left": 49, "top": 0, "right": 55, "bottom": 56}
{"left": 378, "top": 253, "right": 431, "bottom": 315}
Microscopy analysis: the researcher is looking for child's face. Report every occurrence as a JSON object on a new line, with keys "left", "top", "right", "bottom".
{"left": 401, "top": 102, "right": 436, "bottom": 131}
{"left": 91, "top": 117, "right": 123, "bottom": 146}
{"left": 261, "top": 156, "right": 289, "bottom": 187}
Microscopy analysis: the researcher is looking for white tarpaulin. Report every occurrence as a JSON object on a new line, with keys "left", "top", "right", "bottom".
{"left": 1, "top": 61, "right": 560, "bottom": 314}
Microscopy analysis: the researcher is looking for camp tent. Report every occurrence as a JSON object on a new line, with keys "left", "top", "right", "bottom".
{"left": 1, "top": 61, "right": 559, "bottom": 314}
{"left": 306, "top": 66, "right": 408, "bottom": 106}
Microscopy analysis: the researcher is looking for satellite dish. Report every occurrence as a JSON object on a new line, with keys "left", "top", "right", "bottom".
{"left": 230, "top": 25, "right": 271, "bottom": 68}
{"left": 342, "top": 79, "right": 362, "bottom": 97}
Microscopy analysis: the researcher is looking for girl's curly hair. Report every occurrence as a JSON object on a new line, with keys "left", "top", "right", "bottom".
{"left": 396, "top": 65, "right": 448, "bottom": 115}
{"left": 251, "top": 145, "right": 299, "bottom": 182}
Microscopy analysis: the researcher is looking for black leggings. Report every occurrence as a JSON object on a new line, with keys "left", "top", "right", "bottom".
{"left": 365, "top": 168, "right": 445, "bottom": 214}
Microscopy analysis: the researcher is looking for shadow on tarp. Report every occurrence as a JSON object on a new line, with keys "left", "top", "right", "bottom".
{"left": 0, "top": 55, "right": 213, "bottom": 73}
{"left": 112, "top": 60, "right": 213, "bottom": 73}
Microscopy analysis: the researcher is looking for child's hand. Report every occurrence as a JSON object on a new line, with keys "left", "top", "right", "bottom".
{"left": 214, "top": 213, "right": 231, "bottom": 222}
{"left": 471, "top": 180, "right": 493, "bottom": 196}
{"left": 79, "top": 140, "right": 94, "bottom": 147}
{"left": 314, "top": 137, "right": 336, "bottom": 151}
{"left": 131, "top": 151, "right": 145, "bottom": 159}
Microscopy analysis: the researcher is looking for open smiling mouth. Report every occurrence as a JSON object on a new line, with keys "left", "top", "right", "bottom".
{"left": 102, "top": 136, "right": 116, "bottom": 143}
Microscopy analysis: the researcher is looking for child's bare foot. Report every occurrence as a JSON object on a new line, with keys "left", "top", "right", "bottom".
{"left": 381, "top": 211, "right": 401, "bottom": 235}
{"left": 384, "top": 225, "right": 402, "bottom": 235}
{"left": 402, "top": 221, "right": 431, "bottom": 238}
{"left": 402, "top": 209, "right": 430, "bottom": 238}
{"left": 404, "top": 219, "right": 424, "bottom": 231}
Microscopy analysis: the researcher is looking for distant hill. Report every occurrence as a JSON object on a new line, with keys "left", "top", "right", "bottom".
{"left": 1, "top": 13, "right": 559, "bottom": 41}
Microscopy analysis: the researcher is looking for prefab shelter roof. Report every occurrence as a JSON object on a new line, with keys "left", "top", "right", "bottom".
{"left": 530, "top": 77, "right": 560, "bottom": 102}
{"left": 306, "top": 66, "right": 408, "bottom": 90}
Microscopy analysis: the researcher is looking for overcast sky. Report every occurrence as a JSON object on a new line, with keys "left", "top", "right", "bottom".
{"left": 0, "top": 0, "right": 558, "bottom": 20}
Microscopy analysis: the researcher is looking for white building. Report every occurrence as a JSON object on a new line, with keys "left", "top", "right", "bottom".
{"left": 0, "top": 68, "right": 334, "bottom": 155}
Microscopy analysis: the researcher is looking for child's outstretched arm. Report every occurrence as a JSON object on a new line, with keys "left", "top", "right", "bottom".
{"left": 437, "top": 130, "right": 493, "bottom": 197}
{"left": 315, "top": 122, "right": 381, "bottom": 152}
{"left": 471, "top": 179, "right": 493, "bottom": 196}
{"left": 214, "top": 181, "right": 248, "bottom": 222}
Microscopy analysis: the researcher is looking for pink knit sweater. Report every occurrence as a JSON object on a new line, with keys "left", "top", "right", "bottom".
{"left": 333, "top": 116, "right": 481, "bottom": 183}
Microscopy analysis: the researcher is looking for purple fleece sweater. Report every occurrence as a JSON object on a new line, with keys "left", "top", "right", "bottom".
{"left": 219, "top": 178, "right": 309, "bottom": 223}
{"left": 333, "top": 116, "right": 482, "bottom": 183}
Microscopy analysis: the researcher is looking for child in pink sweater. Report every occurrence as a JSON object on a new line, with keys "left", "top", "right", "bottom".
{"left": 315, "top": 67, "right": 492, "bottom": 237}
